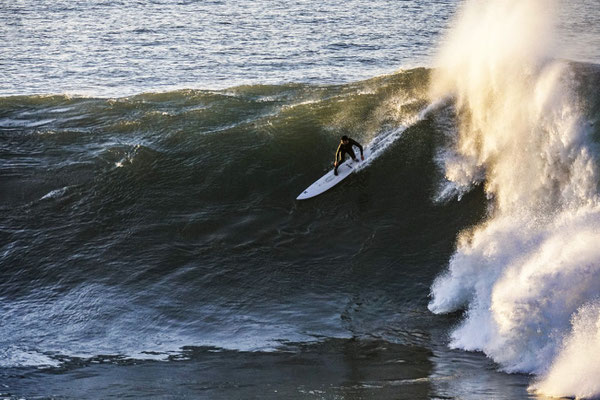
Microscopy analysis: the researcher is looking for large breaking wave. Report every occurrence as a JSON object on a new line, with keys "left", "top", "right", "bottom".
{"left": 1, "top": 10, "right": 600, "bottom": 396}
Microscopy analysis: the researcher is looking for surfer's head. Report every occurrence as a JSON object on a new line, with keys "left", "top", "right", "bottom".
{"left": 341, "top": 135, "right": 349, "bottom": 144}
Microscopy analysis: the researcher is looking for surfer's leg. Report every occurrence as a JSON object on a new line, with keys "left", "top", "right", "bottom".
{"left": 334, "top": 153, "right": 347, "bottom": 175}
{"left": 348, "top": 148, "right": 357, "bottom": 161}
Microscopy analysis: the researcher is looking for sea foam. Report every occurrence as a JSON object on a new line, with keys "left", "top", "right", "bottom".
{"left": 428, "top": 0, "right": 600, "bottom": 398}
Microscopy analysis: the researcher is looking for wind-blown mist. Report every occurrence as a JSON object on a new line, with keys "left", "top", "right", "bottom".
{"left": 427, "top": 0, "right": 600, "bottom": 398}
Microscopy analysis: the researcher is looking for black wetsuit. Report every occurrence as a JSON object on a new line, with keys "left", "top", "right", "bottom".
{"left": 334, "top": 138, "right": 363, "bottom": 174}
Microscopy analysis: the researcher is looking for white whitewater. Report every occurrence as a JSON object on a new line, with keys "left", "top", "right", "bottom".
{"left": 427, "top": 0, "right": 600, "bottom": 398}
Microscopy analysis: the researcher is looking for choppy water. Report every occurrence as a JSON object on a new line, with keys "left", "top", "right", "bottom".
{"left": 2, "top": 1, "right": 600, "bottom": 399}
{"left": 1, "top": 0, "right": 457, "bottom": 97}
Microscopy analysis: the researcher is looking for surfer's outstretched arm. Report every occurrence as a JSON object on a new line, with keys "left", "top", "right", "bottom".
{"left": 349, "top": 139, "right": 364, "bottom": 159}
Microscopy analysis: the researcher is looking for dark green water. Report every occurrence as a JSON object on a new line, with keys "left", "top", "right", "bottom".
{"left": 0, "top": 69, "right": 501, "bottom": 399}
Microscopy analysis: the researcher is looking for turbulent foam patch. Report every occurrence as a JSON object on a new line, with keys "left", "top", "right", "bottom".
{"left": 531, "top": 301, "right": 600, "bottom": 398}
{"left": 428, "top": 0, "right": 600, "bottom": 397}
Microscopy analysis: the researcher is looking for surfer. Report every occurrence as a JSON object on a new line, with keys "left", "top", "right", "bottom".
{"left": 334, "top": 135, "right": 364, "bottom": 176}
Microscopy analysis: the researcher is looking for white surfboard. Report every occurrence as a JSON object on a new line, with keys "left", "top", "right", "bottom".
{"left": 296, "top": 149, "right": 369, "bottom": 200}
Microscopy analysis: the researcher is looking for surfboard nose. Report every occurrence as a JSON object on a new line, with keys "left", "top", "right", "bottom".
{"left": 296, "top": 190, "right": 309, "bottom": 200}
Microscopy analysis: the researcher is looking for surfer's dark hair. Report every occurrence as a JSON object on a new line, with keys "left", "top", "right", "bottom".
{"left": 341, "top": 135, "right": 349, "bottom": 141}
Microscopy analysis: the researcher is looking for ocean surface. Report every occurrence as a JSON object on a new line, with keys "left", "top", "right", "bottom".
{"left": 2, "top": 0, "right": 600, "bottom": 399}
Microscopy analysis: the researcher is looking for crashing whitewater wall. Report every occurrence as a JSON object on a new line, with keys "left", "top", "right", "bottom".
{"left": 428, "top": 0, "right": 600, "bottom": 398}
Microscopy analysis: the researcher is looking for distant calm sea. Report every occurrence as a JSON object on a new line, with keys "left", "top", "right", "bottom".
{"left": 2, "top": 1, "right": 600, "bottom": 399}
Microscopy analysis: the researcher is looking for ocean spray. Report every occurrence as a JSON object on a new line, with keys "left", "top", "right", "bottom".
{"left": 427, "top": 0, "right": 600, "bottom": 397}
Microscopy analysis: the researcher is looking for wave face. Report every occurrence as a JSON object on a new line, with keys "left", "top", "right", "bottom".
{"left": 2, "top": 70, "right": 463, "bottom": 368}
{"left": 427, "top": 0, "right": 600, "bottom": 398}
